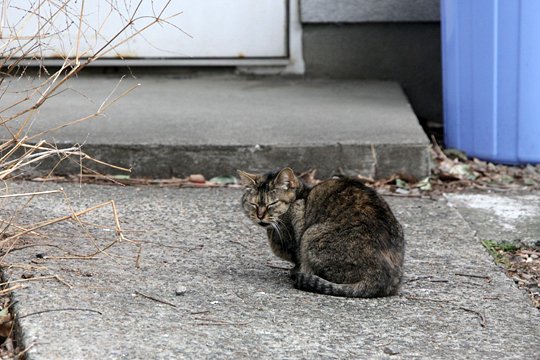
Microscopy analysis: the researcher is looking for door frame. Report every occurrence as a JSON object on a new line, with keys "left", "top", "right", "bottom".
{"left": 21, "top": 0, "right": 305, "bottom": 74}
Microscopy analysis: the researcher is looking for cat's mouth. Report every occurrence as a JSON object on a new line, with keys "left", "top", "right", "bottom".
{"left": 258, "top": 221, "right": 271, "bottom": 227}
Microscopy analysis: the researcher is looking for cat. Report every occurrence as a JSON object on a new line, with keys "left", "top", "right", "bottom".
{"left": 238, "top": 167, "right": 405, "bottom": 298}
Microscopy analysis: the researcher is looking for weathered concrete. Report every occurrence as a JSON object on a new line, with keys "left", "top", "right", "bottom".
{"left": 1, "top": 182, "right": 539, "bottom": 359}
{"left": 446, "top": 192, "right": 540, "bottom": 249}
{"left": 1, "top": 75, "right": 430, "bottom": 179}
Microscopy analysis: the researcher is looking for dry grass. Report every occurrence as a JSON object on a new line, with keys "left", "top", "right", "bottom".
{"left": 0, "top": 1, "right": 180, "bottom": 357}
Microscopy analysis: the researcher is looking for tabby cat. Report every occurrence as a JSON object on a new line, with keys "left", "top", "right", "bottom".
{"left": 238, "top": 167, "right": 405, "bottom": 298}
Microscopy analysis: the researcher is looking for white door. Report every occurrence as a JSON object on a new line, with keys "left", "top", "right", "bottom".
{"left": 1, "top": 0, "right": 288, "bottom": 61}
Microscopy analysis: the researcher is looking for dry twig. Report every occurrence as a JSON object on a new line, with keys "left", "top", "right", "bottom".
{"left": 0, "top": 2, "right": 182, "bottom": 357}
{"left": 134, "top": 290, "right": 177, "bottom": 308}
{"left": 17, "top": 308, "right": 102, "bottom": 320}
{"left": 405, "top": 295, "right": 487, "bottom": 328}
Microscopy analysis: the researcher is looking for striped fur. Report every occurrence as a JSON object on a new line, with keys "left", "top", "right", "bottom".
{"left": 239, "top": 168, "right": 405, "bottom": 298}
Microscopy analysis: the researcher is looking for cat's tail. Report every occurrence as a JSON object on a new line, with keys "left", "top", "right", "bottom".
{"left": 294, "top": 272, "right": 395, "bottom": 298}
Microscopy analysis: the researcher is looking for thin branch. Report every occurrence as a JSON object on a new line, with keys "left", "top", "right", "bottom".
{"left": 0, "top": 200, "right": 116, "bottom": 245}
{"left": 0, "top": 284, "right": 24, "bottom": 295}
{"left": 17, "top": 308, "right": 102, "bottom": 320}
{"left": 405, "top": 296, "right": 487, "bottom": 328}
{"left": 134, "top": 290, "right": 177, "bottom": 308}
{"left": 0, "top": 189, "right": 63, "bottom": 199}
{"left": 454, "top": 273, "right": 491, "bottom": 281}
{"left": 191, "top": 318, "right": 251, "bottom": 326}
{"left": 0, "top": 275, "right": 72, "bottom": 289}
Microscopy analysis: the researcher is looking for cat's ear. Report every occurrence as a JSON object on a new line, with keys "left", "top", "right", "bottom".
{"left": 274, "top": 167, "right": 298, "bottom": 190}
{"left": 237, "top": 170, "right": 257, "bottom": 188}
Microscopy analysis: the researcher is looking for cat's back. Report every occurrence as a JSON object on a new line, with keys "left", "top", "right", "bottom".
{"left": 304, "top": 176, "right": 400, "bottom": 231}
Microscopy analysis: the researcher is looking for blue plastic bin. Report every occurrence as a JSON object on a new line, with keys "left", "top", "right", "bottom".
{"left": 441, "top": 0, "right": 540, "bottom": 164}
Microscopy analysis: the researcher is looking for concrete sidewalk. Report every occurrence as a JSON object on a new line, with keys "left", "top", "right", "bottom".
{"left": 1, "top": 75, "right": 430, "bottom": 179}
{"left": 2, "top": 182, "right": 539, "bottom": 359}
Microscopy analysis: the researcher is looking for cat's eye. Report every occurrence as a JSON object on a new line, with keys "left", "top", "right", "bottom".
{"left": 267, "top": 201, "right": 279, "bottom": 208}
{"left": 248, "top": 202, "right": 258, "bottom": 209}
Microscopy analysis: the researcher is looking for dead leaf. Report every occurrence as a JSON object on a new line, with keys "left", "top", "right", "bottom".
{"left": 395, "top": 178, "right": 409, "bottom": 190}
{"left": 187, "top": 174, "right": 206, "bottom": 184}
{"left": 208, "top": 176, "right": 238, "bottom": 185}
{"left": 299, "top": 169, "right": 321, "bottom": 186}
{"left": 414, "top": 177, "right": 432, "bottom": 191}
{"left": 0, "top": 308, "right": 12, "bottom": 338}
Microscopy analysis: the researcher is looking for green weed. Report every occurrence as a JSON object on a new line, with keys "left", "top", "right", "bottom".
{"left": 481, "top": 240, "right": 520, "bottom": 267}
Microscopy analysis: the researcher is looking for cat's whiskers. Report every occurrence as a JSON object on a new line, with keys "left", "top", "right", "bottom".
{"left": 273, "top": 218, "right": 296, "bottom": 253}
{"left": 266, "top": 218, "right": 282, "bottom": 240}
{"left": 275, "top": 217, "right": 293, "bottom": 243}
{"left": 269, "top": 222, "right": 282, "bottom": 240}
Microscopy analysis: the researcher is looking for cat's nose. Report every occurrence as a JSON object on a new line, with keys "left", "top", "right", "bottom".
{"left": 256, "top": 207, "right": 266, "bottom": 220}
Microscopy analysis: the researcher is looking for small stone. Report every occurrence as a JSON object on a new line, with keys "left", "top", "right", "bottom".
{"left": 395, "top": 188, "right": 410, "bottom": 195}
{"left": 175, "top": 286, "right": 188, "bottom": 296}
{"left": 383, "top": 347, "right": 399, "bottom": 356}
{"left": 21, "top": 272, "right": 34, "bottom": 279}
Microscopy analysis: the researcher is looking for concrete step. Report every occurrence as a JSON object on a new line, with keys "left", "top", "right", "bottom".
{"left": 2, "top": 75, "right": 430, "bottom": 179}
